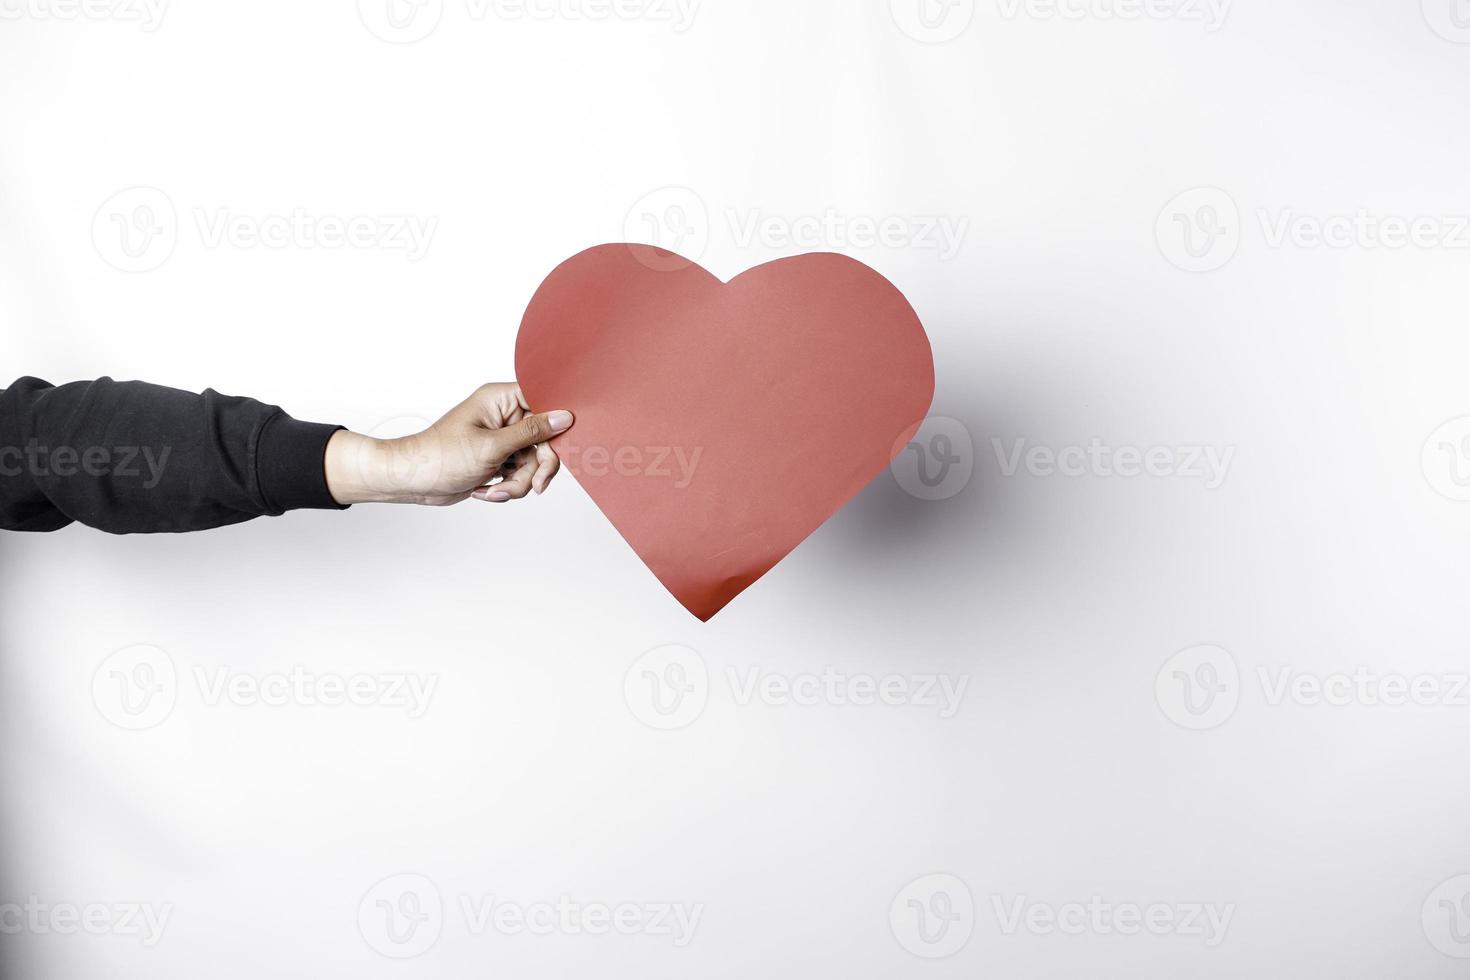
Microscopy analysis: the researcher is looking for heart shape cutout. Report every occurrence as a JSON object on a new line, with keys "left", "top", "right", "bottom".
{"left": 516, "top": 244, "right": 935, "bottom": 620}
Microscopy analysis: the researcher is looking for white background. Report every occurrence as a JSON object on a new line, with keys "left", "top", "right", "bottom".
{"left": 4, "top": 0, "right": 1470, "bottom": 976}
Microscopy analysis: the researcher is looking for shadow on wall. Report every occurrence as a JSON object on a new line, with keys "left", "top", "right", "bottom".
{"left": 812, "top": 389, "right": 1006, "bottom": 579}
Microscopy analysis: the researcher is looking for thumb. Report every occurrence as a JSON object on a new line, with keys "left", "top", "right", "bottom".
{"left": 489, "top": 409, "right": 574, "bottom": 458}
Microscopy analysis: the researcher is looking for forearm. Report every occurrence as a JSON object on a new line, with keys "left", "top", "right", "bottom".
{"left": 0, "top": 376, "right": 344, "bottom": 533}
{"left": 322, "top": 428, "right": 499, "bottom": 506}
{"left": 323, "top": 430, "right": 422, "bottom": 505}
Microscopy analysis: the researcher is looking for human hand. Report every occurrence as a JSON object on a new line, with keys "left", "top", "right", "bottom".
{"left": 323, "top": 384, "right": 573, "bottom": 506}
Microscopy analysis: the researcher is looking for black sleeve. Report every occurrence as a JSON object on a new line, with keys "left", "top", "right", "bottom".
{"left": 0, "top": 377, "right": 346, "bottom": 534}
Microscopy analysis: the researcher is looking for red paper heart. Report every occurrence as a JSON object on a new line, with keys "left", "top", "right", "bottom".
{"left": 515, "top": 244, "right": 935, "bottom": 620}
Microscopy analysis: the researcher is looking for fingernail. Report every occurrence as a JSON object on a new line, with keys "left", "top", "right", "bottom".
{"left": 548, "top": 410, "right": 573, "bottom": 433}
{"left": 489, "top": 491, "right": 511, "bottom": 503}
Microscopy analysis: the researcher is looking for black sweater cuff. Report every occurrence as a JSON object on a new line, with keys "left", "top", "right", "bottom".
{"left": 257, "top": 414, "right": 346, "bottom": 513}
